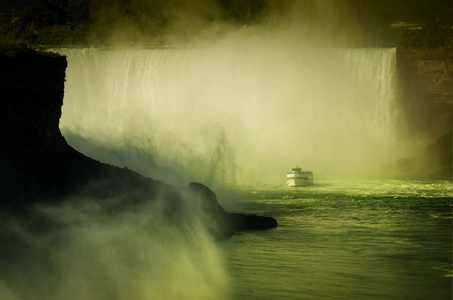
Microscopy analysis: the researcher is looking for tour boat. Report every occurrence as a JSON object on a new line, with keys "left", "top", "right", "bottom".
{"left": 286, "top": 167, "right": 314, "bottom": 187}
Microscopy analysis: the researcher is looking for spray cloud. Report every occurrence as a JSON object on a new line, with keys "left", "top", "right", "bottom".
{"left": 0, "top": 186, "right": 230, "bottom": 300}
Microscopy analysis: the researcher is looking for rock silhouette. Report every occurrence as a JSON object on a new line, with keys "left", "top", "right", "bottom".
{"left": 0, "top": 45, "right": 277, "bottom": 237}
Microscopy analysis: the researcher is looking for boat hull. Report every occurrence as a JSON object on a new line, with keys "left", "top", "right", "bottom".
{"left": 286, "top": 174, "right": 314, "bottom": 187}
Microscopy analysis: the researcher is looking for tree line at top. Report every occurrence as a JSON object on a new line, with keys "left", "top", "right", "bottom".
{"left": 0, "top": 0, "right": 451, "bottom": 45}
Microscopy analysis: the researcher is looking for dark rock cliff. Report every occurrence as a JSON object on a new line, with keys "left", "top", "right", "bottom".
{"left": 396, "top": 46, "right": 452, "bottom": 179}
{"left": 397, "top": 46, "right": 452, "bottom": 137}
{"left": 0, "top": 45, "right": 277, "bottom": 237}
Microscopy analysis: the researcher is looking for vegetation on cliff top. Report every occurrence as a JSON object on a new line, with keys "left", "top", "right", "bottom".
{"left": 0, "top": 0, "right": 452, "bottom": 47}
{"left": 0, "top": 43, "right": 61, "bottom": 58}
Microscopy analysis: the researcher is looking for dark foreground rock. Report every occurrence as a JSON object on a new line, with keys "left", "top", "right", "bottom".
{"left": 0, "top": 44, "right": 277, "bottom": 238}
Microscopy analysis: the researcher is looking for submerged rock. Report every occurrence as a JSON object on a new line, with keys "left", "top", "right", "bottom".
{"left": 0, "top": 45, "right": 277, "bottom": 237}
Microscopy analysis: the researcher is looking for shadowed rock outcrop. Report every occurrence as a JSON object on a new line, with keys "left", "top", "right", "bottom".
{"left": 0, "top": 45, "right": 277, "bottom": 237}
{"left": 396, "top": 46, "right": 452, "bottom": 179}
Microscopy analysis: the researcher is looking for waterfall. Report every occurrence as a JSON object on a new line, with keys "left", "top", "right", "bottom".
{"left": 57, "top": 46, "right": 399, "bottom": 186}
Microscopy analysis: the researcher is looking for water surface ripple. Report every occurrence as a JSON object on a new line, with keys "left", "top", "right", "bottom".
{"left": 219, "top": 179, "right": 452, "bottom": 299}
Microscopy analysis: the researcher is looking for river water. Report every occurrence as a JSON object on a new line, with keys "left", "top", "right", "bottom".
{"left": 218, "top": 179, "right": 452, "bottom": 299}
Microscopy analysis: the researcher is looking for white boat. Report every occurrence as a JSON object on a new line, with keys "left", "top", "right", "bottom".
{"left": 286, "top": 167, "right": 314, "bottom": 187}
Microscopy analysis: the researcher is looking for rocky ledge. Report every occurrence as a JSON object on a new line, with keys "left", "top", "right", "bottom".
{"left": 0, "top": 44, "right": 277, "bottom": 238}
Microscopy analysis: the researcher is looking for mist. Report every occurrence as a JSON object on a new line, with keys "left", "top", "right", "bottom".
{"left": 0, "top": 188, "right": 230, "bottom": 300}
{"left": 51, "top": 0, "right": 431, "bottom": 188}
{"left": 86, "top": 0, "right": 399, "bottom": 47}
{"left": 57, "top": 45, "right": 404, "bottom": 187}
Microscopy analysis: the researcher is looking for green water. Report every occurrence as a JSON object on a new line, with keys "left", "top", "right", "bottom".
{"left": 219, "top": 179, "right": 452, "bottom": 299}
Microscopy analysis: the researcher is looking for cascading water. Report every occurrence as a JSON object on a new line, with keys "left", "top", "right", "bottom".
{"left": 57, "top": 46, "right": 399, "bottom": 187}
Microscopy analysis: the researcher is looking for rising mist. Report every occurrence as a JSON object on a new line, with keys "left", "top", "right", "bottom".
{"left": 0, "top": 189, "right": 230, "bottom": 300}
{"left": 54, "top": 0, "right": 443, "bottom": 188}
{"left": 58, "top": 45, "right": 402, "bottom": 187}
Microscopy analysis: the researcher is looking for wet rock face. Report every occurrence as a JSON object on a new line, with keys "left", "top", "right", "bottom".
{"left": 397, "top": 46, "right": 453, "bottom": 139}
{"left": 0, "top": 48, "right": 74, "bottom": 208}
{"left": 0, "top": 50, "right": 68, "bottom": 156}
{"left": 401, "top": 47, "right": 453, "bottom": 104}
{"left": 396, "top": 46, "right": 452, "bottom": 179}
